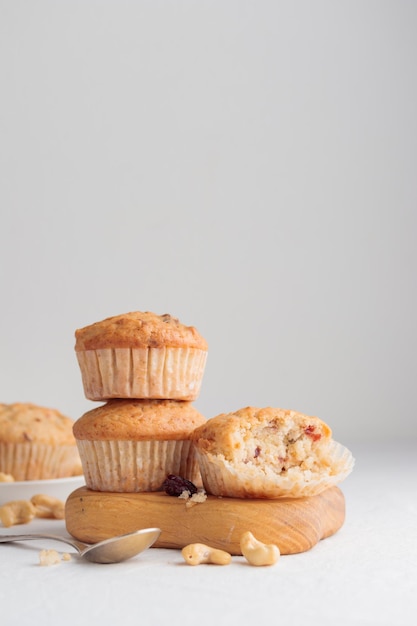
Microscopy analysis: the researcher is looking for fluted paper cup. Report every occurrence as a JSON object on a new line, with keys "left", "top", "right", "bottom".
{"left": 195, "top": 440, "right": 354, "bottom": 499}
{"left": 76, "top": 347, "right": 207, "bottom": 401}
{"left": 0, "top": 442, "right": 82, "bottom": 481}
{"left": 76, "top": 439, "right": 201, "bottom": 492}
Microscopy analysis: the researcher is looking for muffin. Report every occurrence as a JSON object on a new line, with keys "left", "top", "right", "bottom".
{"left": 191, "top": 406, "right": 354, "bottom": 499}
{"left": 0, "top": 403, "right": 83, "bottom": 481}
{"left": 74, "top": 311, "right": 208, "bottom": 402}
{"left": 73, "top": 399, "right": 206, "bottom": 492}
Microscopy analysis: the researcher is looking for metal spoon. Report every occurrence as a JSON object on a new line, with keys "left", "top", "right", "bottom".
{"left": 0, "top": 527, "right": 161, "bottom": 563}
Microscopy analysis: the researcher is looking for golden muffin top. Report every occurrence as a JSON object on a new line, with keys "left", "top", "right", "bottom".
{"left": 73, "top": 399, "right": 206, "bottom": 441}
{"left": 75, "top": 311, "right": 208, "bottom": 351}
{"left": 191, "top": 406, "right": 332, "bottom": 460}
{"left": 0, "top": 402, "right": 77, "bottom": 446}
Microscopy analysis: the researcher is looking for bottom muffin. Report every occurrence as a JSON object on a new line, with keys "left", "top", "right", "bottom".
{"left": 73, "top": 399, "right": 206, "bottom": 492}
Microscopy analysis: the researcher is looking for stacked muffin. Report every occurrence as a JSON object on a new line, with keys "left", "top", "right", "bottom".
{"left": 72, "top": 311, "right": 208, "bottom": 492}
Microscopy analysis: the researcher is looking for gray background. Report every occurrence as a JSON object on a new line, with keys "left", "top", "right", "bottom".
{"left": 1, "top": 1, "right": 416, "bottom": 445}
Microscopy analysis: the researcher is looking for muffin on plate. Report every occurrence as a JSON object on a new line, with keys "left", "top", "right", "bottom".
{"left": 74, "top": 311, "right": 208, "bottom": 402}
{"left": 0, "top": 403, "right": 82, "bottom": 481}
{"left": 191, "top": 406, "right": 354, "bottom": 499}
{"left": 73, "top": 399, "right": 206, "bottom": 492}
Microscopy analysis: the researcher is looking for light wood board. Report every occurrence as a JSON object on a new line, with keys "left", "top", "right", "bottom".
{"left": 65, "top": 485, "right": 345, "bottom": 555}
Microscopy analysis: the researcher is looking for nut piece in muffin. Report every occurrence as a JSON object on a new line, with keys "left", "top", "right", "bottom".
{"left": 74, "top": 311, "right": 208, "bottom": 402}
{"left": 73, "top": 399, "right": 206, "bottom": 492}
{"left": 0, "top": 403, "right": 82, "bottom": 481}
{"left": 191, "top": 406, "right": 354, "bottom": 498}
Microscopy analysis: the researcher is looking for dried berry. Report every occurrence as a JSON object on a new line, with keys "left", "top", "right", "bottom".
{"left": 304, "top": 425, "right": 321, "bottom": 441}
{"left": 162, "top": 474, "right": 198, "bottom": 497}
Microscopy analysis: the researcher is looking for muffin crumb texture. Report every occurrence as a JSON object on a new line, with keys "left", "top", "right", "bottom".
{"left": 192, "top": 407, "right": 354, "bottom": 498}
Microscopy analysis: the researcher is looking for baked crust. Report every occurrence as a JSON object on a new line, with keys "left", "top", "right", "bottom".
{"left": 0, "top": 403, "right": 82, "bottom": 480}
{"left": 191, "top": 406, "right": 332, "bottom": 459}
{"left": 75, "top": 311, "right": 208, "bottom": 351}
{"left": 0, "top": 403, "right": 77, "bottom": 446}
{"left": 73, "top": 399, "right": 206, "bottom": 441}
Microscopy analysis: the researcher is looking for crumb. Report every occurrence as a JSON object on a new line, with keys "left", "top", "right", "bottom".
{"left": 180, "top": 489, "right": 208, "bottom": 508}
{"left": 39, "top": 549, "right": 62, "bottom": 566}
{"left": 61, "top": 553, "right": 72, "bottom": 561}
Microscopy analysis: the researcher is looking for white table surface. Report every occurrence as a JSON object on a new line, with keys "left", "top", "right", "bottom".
{"left": 1, "top": 441, "right": 416, "bottom": 626}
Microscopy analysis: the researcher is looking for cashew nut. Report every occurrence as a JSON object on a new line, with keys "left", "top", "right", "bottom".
{"left": 181, "top": 543, "right": 232, "bottom": 565}
{"left": 0, "top": 500, "right": 36, "bottom": 528}
{"left": 0, "top": 472, "right": 15, "bottom": 483}
{"left": 240, "top": 531, "right": 280, "bottom": 566}
{"left": 31, "top": 494, "right": 65, "bottom": 520}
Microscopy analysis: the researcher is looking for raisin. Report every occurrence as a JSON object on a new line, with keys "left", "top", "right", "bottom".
{"left": 161, "top": 474, "right": 198, "bottom": 497}
{"left": 254, "top": 446, "right": 261, "bottom": 458}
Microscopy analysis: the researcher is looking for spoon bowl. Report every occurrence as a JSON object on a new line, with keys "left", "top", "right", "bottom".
{"left": 0, "top": 527, "right": 161, "bottom": 563}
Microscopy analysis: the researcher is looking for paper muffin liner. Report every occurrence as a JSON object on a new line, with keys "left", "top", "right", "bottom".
{"left": 0, "top": 442, "right": 82, "bottom": 481}
{"left": 195, "top": 440, "right": 355, "bottom": 499}
{"left": 76, "top": 439, "right": 201, "bottom": 492}
{"left": 76, "top": 347, "right": 207, "bottom": 401}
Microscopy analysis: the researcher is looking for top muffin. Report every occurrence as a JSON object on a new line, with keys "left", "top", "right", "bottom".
{"left": 75, "top": 311, "right": 208, "bottom": 401}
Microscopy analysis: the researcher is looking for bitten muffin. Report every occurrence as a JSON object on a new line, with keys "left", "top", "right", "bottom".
{"left": 74, "top": 311, "right": 208, "bottom": 401}
{"left": 73, "top": 399, "right": 206, "bottom": 492}
{"left": 191, "top": 406, "right": 354, "bottom": 498}
{"left": 0, "top": 403, "right": 82, "bottom": 481}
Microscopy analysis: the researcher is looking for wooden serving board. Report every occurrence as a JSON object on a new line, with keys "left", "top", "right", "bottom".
{"left": 65, "top": 486, "right": 345, "bottom": 555}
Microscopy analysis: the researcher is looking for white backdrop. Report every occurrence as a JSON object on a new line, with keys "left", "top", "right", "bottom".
{"left": 1, "top": 1, "right": 416, "bottom": 445}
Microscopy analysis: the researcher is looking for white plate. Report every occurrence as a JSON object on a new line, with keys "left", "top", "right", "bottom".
{"left": 0, "top": 475, "right": 85, "bottom": 506}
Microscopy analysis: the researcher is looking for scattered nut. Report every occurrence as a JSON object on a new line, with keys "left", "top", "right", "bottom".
{"left": 240, "top": 531, "right": 280, "bottom": 566}
{"left": 0, "top": 500, "right": 36, "bottom": 527}
{"left": 0, "top": 472, "right": 15, "bottom": 482}
{"left": 0, "top": 494, "right": 66, "bottom": 527}
{"left": 31, "top": 494, "right": 65, "bottom": 520}
{"left": 181, "top": 543, "right": 232, "bottom": 566}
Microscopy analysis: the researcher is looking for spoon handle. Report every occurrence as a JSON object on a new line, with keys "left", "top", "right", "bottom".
{"left": 0, "top": 533, "right": 85, "bottom": 553}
